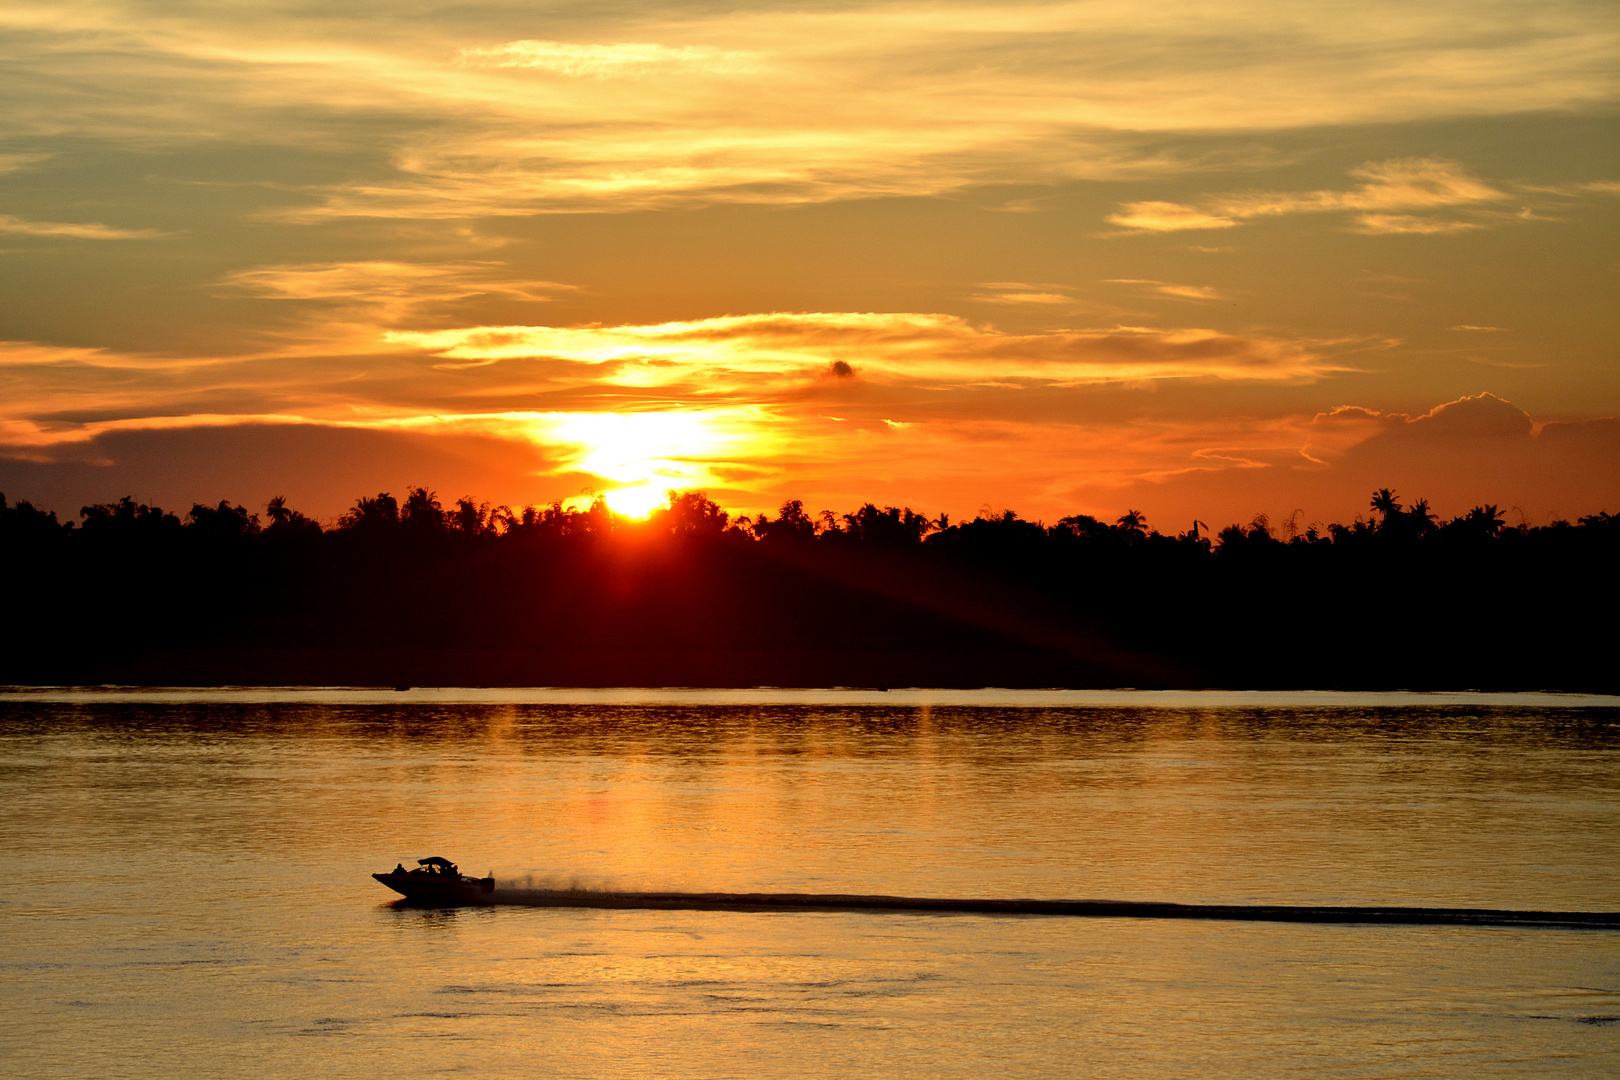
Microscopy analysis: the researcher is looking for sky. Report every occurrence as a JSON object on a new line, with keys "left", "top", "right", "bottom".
{"left": 1, "top": 0, "right": 1617, "bottom": 529}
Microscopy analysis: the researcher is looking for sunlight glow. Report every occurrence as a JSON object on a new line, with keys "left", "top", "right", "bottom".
{"left": 599, "top": 483, "right": 675, "bottom": 518}
{"left": 539, "top": 411, "right": 739, "bottom": 518}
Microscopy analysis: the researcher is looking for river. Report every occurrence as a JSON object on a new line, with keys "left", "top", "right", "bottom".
{"left": 3, "top": 691, "right": 1617, "bottom": 1077}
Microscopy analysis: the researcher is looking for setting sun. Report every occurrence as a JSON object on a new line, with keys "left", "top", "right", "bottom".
{"left": 541, "top": 411, "right": 745, "bottom": 518}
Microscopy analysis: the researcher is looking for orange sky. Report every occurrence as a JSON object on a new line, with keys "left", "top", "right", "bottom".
{"left": 1, "top": 1, "right": 1616, "bottom": 529}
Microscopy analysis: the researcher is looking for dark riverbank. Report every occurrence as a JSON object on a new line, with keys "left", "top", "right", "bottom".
{"left": 4, "top": 488, "right": 1615, "bottom": 690}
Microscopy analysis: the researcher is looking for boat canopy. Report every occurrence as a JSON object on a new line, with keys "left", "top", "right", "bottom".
{"left": 418, "top": 857, "right": 456, "bottom": 869}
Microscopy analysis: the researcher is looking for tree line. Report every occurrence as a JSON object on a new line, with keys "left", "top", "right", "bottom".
{"left": 1, "top": 486, "right": 1614, "bottom": 691}
{"left": 3, "top": 484, "right": 1609, "bottom": 550}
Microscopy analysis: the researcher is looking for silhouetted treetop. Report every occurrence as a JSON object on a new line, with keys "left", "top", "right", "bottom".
{"left": 264, "top": 495, "right": 321, "bottom": 537}
{"left": 835, "top": 503, "right": 933, "bottom": 546}
{"left": 79, "top": 496, "right": 181, "bottom": 539}
{"left": 650, "top": 490, "right": 732, "bottom": 536}
{"left": 402, "top": 487, "right": 446, "bottom": 532}
{"left": 753, "top": 499, "right": 818, "bottom": 544}
{"left": 187, "top": 500, "right": 260, "bottom": 540}
{"left": 339, "top": 492, "right": 399, "bottom": 531}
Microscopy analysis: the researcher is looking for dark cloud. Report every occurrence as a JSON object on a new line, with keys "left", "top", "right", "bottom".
{"left": 1368, "top": 392, "right": 1534, "bottom": 440}
{"left": 1088, "top": 394, "right": 1620, "bottom": 530}
{"left": 0, "top": 423, "right": 574, "bottom": 522}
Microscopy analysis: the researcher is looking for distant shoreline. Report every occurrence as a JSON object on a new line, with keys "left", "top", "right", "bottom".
{"left": 5, "top": 686, "right": 1617, "bottom": 708}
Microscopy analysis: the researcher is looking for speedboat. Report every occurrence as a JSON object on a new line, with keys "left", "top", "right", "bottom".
{"left": 373, "top": 857, "right": 495, "bottom": 905}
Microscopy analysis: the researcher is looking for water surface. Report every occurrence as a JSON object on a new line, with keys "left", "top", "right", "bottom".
{"left": 3, "top": 698, "right": 1617, "bottom": 1077}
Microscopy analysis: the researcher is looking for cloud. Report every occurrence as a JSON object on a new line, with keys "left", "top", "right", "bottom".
{"left": 1109, "top": 159, "right": 1508, "bottom": 234}
{"left": 1222, "top": 159, "right": 1504, "bottom": 217}
{"left": 220, "top": 261, "right": 570, "bottom": 304}
{"left": 457, "top": 40, "right": 754, "bottom": 78}
{"left": 1072, "top": 393, "right": 1620, "bottom": 529}
{"left": 0, "top": 311, "right": 1343, "bottom": 520}
{"left": 1106, "top": 202, "right": 1237, "bottom": 232}
{"left": 0, "top": 153, "right": 51, "bottom": 173}
{"left": 971, "top": 283, "right": 1077, "bottom": 306}
{"left": 196, "top": 261, "right": 586, "bottom": 355}
{"left": 385, "top": 312, "right": 1334, "bottom": 391}
{"left": 1294, "top": 393, "right": 1538, "bottom": 464}
{"left": 0, "top": 214, "right": 160, "bottom": 239}
{"left": 0, "top": 344, "right": 242, "bottom": 440}
{"left": 4, "top": 2, "right": 1614, "bottom": 216}
{"left": 1103, "top": 279, "right": 1226, "bottom": 302}
{"left": 1359, "top": 391, "right": 1533, "bottom": 440}
{"left": 1351, "top": 214, "right": 1484, "bottom": 235}
{"left": 217, "top": 261, "right": 576, "bottom": 331}
{"left": 0, "top": 421, "right": 569, "bottom": 523}
{"left": 4, "top": 389, "right": 1615, "bottom": 531}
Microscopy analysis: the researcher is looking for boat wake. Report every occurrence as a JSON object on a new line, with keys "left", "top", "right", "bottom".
{"left": 475, "top": 887, "right": 1620, "bottom": 930}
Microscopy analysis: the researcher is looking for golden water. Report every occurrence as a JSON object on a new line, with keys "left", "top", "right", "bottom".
{"left": 3, "top": 697, "right": 1617, "bottom": 1077}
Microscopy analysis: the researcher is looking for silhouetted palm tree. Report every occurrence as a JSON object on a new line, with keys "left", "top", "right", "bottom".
{"left": 451, "top": 497, "right": 490, "bottom": 536}
{"left": 488, "top": 504, "right": 517, "bottom": 535}
{"left": 1408, "top": 498, "right": 1436, "bottom": 535}
{"left": 402, "top": 487, "right": 446, "bottom": 531}
{"left": 1462, "top": 504, "right": 1505, "bottom": 539}
{"left": 339, "top": 493, "right": 399, "bottom": 530}
{"left": 1370, "top": 488, "right": 1401, "bottom": 521}
{"left": 655, "top": 491, "right": 729, "bottom": 535}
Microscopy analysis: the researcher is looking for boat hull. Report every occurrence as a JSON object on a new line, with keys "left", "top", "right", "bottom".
{"left": 373, "top": 871, "right": 495, "bottom": 906}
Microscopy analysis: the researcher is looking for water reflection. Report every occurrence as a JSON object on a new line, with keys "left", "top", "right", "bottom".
{"left": 3, "top": 702, "right": 1616, "bottom": 908}
{"left": 3, "top": 701, "right": 1618, "bottom": 1079}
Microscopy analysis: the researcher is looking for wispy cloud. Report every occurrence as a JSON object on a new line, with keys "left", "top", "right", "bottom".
{"left": 0, "top": 153, "right": 51, "bottom": 173}
{"left": 1103, "top": 279, "right": 1227, "bottom": 302}
{"left": 1350, "top": 214, "right": 1484, "bottom": 235}
{"left": 0, "top": 213, "right": 160, "bottom": 239}
{"left": 386, "top": 312, "right": 1332, "bottom": 389}
{"left": 0, "top": 311, "right": 1338, "bottom": 460}
{"left": 971, "top": 283, "right": 1077, "bottom": 306}
{"left": 2, "top": 3, "right": 1613, "bottom": 216}
{"left": 1109, "top": 159, "right": 1508, "bottom": 234}
{"left": 210, "top": 261, "right": 580, "bottom": 350}
{"left": 1107, "top": 202, "right": 1237, "bottom": 232}
{"left": 220, "top": 261, "right": 574, "bottom": 308}
{"left": 1225, "top": 159, "right": 1504, "bottom": 217}
{"left": 457, "top": 40, "right": 754, "bottom": 77}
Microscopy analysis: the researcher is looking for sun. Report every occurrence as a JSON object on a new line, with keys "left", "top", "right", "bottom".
{"left": 600, "top": 483, "right": 673, "bottom": 518}
{"left": 541, "top": 411, "right": 736, "bottom": 519}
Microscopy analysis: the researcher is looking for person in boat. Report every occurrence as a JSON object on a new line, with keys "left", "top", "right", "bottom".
{"left": 417, "top": 856, "right": 459, "bottom": 878}
{"left": 393, "top": 863, "right": 406, "bottom": 875}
